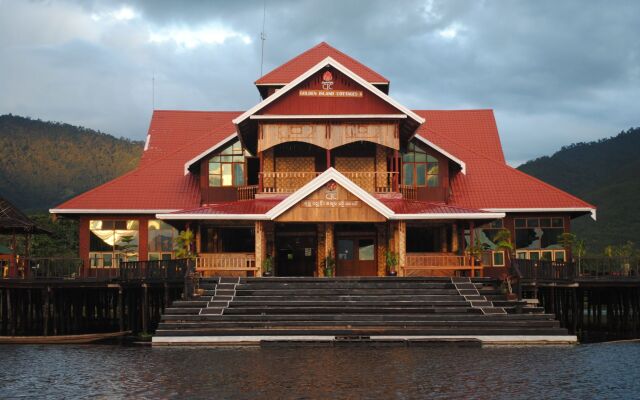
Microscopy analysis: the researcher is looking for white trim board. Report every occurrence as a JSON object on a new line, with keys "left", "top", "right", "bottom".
{"left": 250, "top": 114, "right": 407, "bottom": 120}
{"left": 156, "top": 213, "right": 269, "bottom": 220}
{"left": 183, "top": 132, "right": 238, "bottom": 175}
{"left": 483, "top": 208, "right": 597, "bottom": 220}
{"left": 233, "top": 57, "right": 425, "bottom": 126}
{"left": 152, "top": 335, "right": 578, "bottom": 345}
{"left": 413, "top": 135, "right": 467, "bottom": 175}
{"left": 254, "top": 81, "right": 390, "bottom": 86}
{"left": 50, "top": 209, "right": 180, "bottom": 214}
{"left": 390, "top": 212, "right": 504, "bottom": 220}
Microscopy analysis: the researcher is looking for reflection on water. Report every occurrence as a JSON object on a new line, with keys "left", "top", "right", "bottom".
{"left": 1, "top": 343, "right": 639, "bottom": 399}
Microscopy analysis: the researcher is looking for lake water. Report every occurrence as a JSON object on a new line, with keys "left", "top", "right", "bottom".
{"left": 1, "top": 343, "right": 639, "bottom": 399}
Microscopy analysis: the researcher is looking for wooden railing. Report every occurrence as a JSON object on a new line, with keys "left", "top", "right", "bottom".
{"left": 259, "top": 171, "right": 399, "bottom": 194}
{"left": 514, "top": 257, "right": 640, "bottom": 283}
{"left": 237, "top": 185, "right": 258, "bottom": 200}
{"left": 260, "top": 171, "right": 320, "bottom": 193}
{"left": 195, "top": 253, "right": 258, "bottom": 275}
{"left": 399, "top": 184, "right": 417, "bottom": 200}
{"left": 2, "top": 257, "right": 189, "bottom": 282}
{"left": 403, "top": 253, "right": 480, "bottom": 276}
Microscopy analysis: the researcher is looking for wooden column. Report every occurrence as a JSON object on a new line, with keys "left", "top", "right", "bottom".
{"left": 324, "top": 223, "right": 334, "bottom": 276}
{"left": 316, "top": 224, "right": 326, "bottom": 276}
{"left": 326, "top": 149, "right": 331, "bottom": 169}
{"left": 141, "top": 284, "right": 149, "bottom": 334}
{"left": 440, "top": 226, "right": 448, "bottom": 252}
{"left": 452, "top": 223, "right": 459, "bottom": 253}
{"left": 258, "top": 151, "right": 264, "bottom": 192}
{"left": 376, "top": 224, "right": 387, "bottom": 276}
{"left": 255, "top": 221, "right": 266, "bottom": 277}
{"left": 393, "top": 150, "right": 399, "bottom": 191}
{"left": 392, "top": 221, "right": 406, "bottom": 276}
{"left": 469, "top": 221, "right": 476, "bottom": 277}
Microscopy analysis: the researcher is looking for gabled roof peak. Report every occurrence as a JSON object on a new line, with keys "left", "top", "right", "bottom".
{"left": 256, "top": 42, "right": 389, "bottom": 86}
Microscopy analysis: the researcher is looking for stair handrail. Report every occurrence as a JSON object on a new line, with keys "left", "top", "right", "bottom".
{"left": 182, "top": 258, "right": 197, "bottom": 300}
{"left": 509, "top": 260, "right": 524, "bottom": 301}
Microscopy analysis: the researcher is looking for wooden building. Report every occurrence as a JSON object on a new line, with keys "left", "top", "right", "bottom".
{"left": 50, "top": 43, "right": 596, "bottom": 278}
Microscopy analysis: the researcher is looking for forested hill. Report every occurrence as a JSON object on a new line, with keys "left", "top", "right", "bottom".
{"left": 518, "top": 127, "right": 640, "bottom": 253}
{"left": 0, "top": 114, "right": 143, "bottom": 211}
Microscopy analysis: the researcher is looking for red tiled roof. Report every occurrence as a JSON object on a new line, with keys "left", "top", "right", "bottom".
{"left": 255, "top": 42, "right": 389, "bottom": 85}
{"left": 378, "top": 199, "right": 491, "bottom": 215}
{"left": 170, "top": 199, "right": 282, "bottom": 216}
{"left": 53, "top": 109, "right": 594, "bottom": 214}
{"left": 52, "top": 110, "right": 240, "bottom": 211}
{"left": 415, "top": 110, "right": 595, "bottom": 210}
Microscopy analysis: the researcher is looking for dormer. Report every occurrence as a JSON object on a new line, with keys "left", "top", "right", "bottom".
{"left": 255, "top": 42, "right": 390, "bottom": 100}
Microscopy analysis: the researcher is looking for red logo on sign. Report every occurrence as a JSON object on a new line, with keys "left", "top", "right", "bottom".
{"left": 326, "top": 182, "right": 337, "bottom": 191}
{"left": 322, "top": 71, "right": 333, "bottom": 82}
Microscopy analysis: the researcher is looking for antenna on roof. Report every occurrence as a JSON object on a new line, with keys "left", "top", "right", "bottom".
{"left": 259, "top": 0, "right": 267, "bottom": 77}
{"left": 152, "top": 72, "right": 156, "bottom": 110}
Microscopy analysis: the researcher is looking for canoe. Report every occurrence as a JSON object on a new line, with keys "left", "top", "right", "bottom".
{"left": 0, "top": 330, "right": 132, "bottom": 344}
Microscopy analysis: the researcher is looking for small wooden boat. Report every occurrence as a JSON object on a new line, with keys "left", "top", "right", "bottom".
{"left": 0, "top": 330, "right": 131, "bottom": 344}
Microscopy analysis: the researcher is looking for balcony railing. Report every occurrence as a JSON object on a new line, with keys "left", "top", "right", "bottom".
{"left": 403, "top": 253, "right": 480, "bottom": 277}
{"left": 257, "top": 171, "right": 399, "bottom": 195}
{"left": 1, "top": 257, "right": 189, "bottom": 281}
{"left": 237, "top": 185, "right": 259, "bottom": 200}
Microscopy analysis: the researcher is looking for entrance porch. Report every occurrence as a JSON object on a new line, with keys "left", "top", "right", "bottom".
{"left": 192, "top": 220, "right": 481, "bottom": 278}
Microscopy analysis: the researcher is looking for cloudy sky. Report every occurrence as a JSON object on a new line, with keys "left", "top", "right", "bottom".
{"left": 1, "top": 0, "right": 638, "bottom": 165}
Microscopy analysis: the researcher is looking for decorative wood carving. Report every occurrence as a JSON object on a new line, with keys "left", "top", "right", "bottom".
{"left": 276, "top": 181, "right": 386, "bottom": 222}
{"left": 258, "top": 122, "right": 399, "bottom": 152}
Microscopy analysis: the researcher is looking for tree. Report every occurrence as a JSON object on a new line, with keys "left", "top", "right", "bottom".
{"left": 175, "top": 230, "right": 196, "bottom": 260}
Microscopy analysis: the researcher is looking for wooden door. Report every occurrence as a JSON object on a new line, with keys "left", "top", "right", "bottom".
{"left": 276, "top": 235, "right": 316, "bottom": 276}
{"left": 336, "top": 236, "right": 377, "bottom": 276}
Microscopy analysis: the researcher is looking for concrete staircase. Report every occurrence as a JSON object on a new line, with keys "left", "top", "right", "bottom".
{"left": 153, "top": 277, "right": 575, "bottom": 345}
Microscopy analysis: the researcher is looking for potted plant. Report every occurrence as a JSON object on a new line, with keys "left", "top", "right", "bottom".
{"left": 262, "top": 255, "right": 274, "bottom": 277}
{"left": 386, "top": 251, "right": 399, "bottom": 276}
{"left": 324, "top": 252, "right": 335, "bottom": 277}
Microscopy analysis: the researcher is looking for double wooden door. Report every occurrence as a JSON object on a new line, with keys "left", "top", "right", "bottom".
{"left": 335, "top": 235, "right": 377, "bottom": 276}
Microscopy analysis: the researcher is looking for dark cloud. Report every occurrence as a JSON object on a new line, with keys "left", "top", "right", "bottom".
{"left": 0, "top": 0, "right": 638, "bottom": 165}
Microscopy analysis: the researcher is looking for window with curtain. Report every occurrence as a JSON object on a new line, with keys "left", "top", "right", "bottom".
{"left": 148, "top": 220, "right": 178, "bottom": 261}
{"left": 402, "top": 142, "right": 439, "bottom": 187}
{"left": 89, "top": 220, "right": 139, "bottom": 267}
{"left": 209, "top": 141, "right": 246, "bottom": 187}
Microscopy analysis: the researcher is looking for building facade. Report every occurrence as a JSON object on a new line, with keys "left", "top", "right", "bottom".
{"left": 51, "top": 43, "right": 596, "bottom": 278}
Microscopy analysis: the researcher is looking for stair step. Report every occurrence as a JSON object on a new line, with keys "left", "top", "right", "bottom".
{"left": 156, "top": 327, "right": 569, "bottom": 337}
{"left": 158, "top": 320, "right": 560, "bottom": 329}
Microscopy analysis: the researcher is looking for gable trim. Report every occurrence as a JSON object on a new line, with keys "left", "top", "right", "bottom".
{"left": 50, "top": 209, "right": 180, "bottom": 214}
{"left": 266, "top": 168, "right": 395, "bottom": 220}
{"left": 233, "top": 57, "right": 425, "bottom": 126}
{"left": 156, "top": 213, "right": 269, "bottom": 220}
{"left": 183, "top": 132, "right": 238, "bottom": 175}
{"left": 413, "top": 134, "right": 467, "bottom": 175}
{"left": 390, "top": 212, "right": 505, "bottom": 220}
{"left": 250, "top": 114, "right": 407, "bottom": 120}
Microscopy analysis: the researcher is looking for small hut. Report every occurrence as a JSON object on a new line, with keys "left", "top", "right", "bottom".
{"left": 0, "top": 196, "right": 49, "bottom": 277}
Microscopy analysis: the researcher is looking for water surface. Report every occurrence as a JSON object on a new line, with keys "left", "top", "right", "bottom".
{"left": 1, "top": 343, "right": 639, "bottom": 399}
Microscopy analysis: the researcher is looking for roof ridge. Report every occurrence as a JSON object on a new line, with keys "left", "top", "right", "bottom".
{"left": 422, "top": 129, "right": 595, "bottom": 209}
{"left": 256, "top": 41, "right": 388, "bottom": 84}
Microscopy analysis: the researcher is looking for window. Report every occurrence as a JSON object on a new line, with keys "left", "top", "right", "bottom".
{"left": 358, "top": 239, "right": 375, "bottom": 261}
{"left": 89, "top": 220, "right": 139, "bottom": 267}
{"left": 148, "top": 220, "right": 178, "bottom": 260}
{"left": 402, "top": 142, "right": 439, "bottom": 187}
{"left": 492, "top": 251, "right": 505, "bottom": 267}
{"left": 515, "top": 249, "right": 566, "bottom": 262}
{"left": 337, "top": 239, "right": 354, "bottom": 260}
{"left": 514, "top": 217, "right": 565, "bottom": 250}
{"left": 200, "top": 227, "right": 255, "bottom": 253}
{"left": 209, "top": 141, "right": 246, "bottom": 187}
